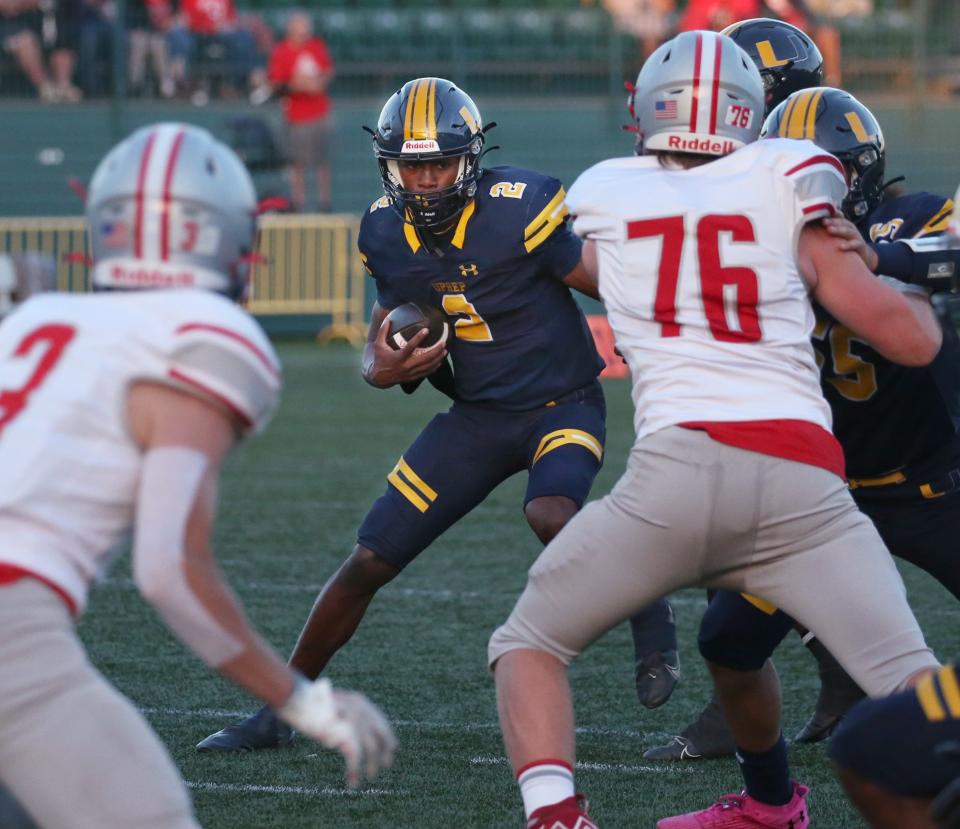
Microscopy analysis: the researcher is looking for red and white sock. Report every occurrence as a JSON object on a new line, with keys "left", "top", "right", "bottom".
{"left": 517, "top": 759, "right": 575, "bottom": 819}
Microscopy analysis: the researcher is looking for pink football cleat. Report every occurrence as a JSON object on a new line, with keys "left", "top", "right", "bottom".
{"left": 527, "top": 794, "right": 599, "bottom": 829}
{"left": 656, "top": 783, "right": 809, "bottom": 829}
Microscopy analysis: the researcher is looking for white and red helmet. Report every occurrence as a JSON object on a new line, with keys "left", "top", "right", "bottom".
{"left": 631, "top": 30, "right": 764, "bottom": 157}
{"left": 86, "top": 123, "right": 257, "bottom": 300}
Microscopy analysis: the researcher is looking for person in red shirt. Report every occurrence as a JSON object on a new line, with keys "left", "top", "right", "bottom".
{"left": 677, "top": 0, "right": 841, "bottom": 84}
{"left": 267, "top": 11, "right": 335, "bottom": 212}
{"left": 167, "top": 0, "right": 257, "bottom": 100}
{"left": 678, "top": 0, "right": 807, "bottom": 30}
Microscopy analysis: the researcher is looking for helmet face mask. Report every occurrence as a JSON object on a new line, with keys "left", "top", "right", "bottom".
{"left": 372, "top": 78, "right": 485, "bottom": 230}
{"left": 720, "top": 18, "right": 824, "bottom": 116}
{"left": 86, "top": 123, "right": 257, "bottom": 301}
{"left": 761, "top": 87, "right": 886, "bottom": 221}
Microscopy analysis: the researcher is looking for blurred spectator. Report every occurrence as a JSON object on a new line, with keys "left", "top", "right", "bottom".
{"left": 128, "top": 0, "right": 175, "bottom": 98}
{"left": 240, "top": 11, "right": 275, "bottom": 106}
{"left": 53, "top": 0, "right": 112, "bottom": 99}
{"left": 678, "top": 0, "right": 841, "bottom": 86}
{"left": 603, "top": 0, "right": 676, "bottom": 65}
{"left": 167, "top": 0, "right": 258, "bottom": 101}
{"left": 267, "top": 11, "right": 334, "bottom": 212}
{"left": 0, "top": 0, "right": 59, "bottom": 100}
{"left": 804, "top": 0, "right": 871, "bottom": 16}
{"left": 678, "top": 0, "right": 806, "bottom": 31}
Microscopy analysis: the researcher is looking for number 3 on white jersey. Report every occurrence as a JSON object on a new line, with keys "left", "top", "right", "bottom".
{"left": 628, "top": 214, "right": 761, "bottom": 342}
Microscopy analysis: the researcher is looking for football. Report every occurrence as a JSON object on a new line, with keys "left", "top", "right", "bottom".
{"left": 385, "top": 302, "right": 449, "bottom": 352}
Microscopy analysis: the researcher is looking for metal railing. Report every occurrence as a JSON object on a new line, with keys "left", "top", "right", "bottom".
{"left": 252, "top": 213, "right": 366, "bottom": 343}
{"left": 0, "top": 214, "right": 367, "bottom": 343}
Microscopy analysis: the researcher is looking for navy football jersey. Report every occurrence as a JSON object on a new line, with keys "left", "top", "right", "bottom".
{"left": 359, "top": 165, "right": 604, "bottom": 411}
{"left": 814, "top": 191, "right": 960, "bottom": 478}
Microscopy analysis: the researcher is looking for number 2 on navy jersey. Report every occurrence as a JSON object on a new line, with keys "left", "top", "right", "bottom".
{"left": 627, "top": 214, "right": 761, "bottom": 342}
{"left": 0, "top": 324, "right": 76, "bottom": 434}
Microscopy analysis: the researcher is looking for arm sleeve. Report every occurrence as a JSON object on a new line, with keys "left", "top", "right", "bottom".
{"left": 132, "top": 447, "right": 244, "bottom": 668}
{"left": 874, "top": 237, "right": 960, "bottom": 293}
{"left": 167, "top": 318, "right": 282, "bottom": 435}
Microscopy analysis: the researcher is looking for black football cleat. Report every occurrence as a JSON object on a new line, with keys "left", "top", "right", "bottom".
{"left": 634, "top": 648, "right": 681, "bottom": 710}
{"left": 643, "top": 696, "right": 736, "bottom": 761}
{"left": 794, "top": 638, "right": 865, "bottom": 744}
{"left": 196, "top": 705, "right": 294, "bottom": 752}
{"left": 793, "top": 710, "right": 843, "bottom": 744}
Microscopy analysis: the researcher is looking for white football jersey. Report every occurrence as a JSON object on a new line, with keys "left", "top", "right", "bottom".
{"left": 0, "top": 289, "right": 281, "bottom": 612}
{"left": 567, "top": 138, "right": 847, "bottom": 440}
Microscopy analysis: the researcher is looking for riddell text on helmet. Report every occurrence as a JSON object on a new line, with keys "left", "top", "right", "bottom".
{"left": 110, "top": 263, "right": 196, "bottom": 288}
{"left": 667, "top": 135, "right": 736, "bottom": 154}
{"left": 401, "top": 139, "right": 440, "bottom": 153}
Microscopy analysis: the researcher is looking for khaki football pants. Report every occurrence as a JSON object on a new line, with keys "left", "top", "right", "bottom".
{"left": 0, "top": 579, "right": 199, "bottom": 829}
{"left": 489, "top": 427, "right": 938, "bottom": 696}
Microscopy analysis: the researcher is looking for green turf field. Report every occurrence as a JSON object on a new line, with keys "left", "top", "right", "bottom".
{"left": 78, "top": 342, "right": 957, "bottom": 829}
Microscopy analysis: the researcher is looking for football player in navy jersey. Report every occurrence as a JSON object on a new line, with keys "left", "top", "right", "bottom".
{"left": 721, "top": 18, "right": 824, "bottom": 117}
{"left": 645, "top": 88, "right": 960, "bottom": 790}
{"left": 827, "top": 196, "right": 960, "bottom": 829}
{"left": 196, "top": 77, "right": 677, "bottom": 752}
{"left": 830, "top": 663, "right": 960, "bottom": 829}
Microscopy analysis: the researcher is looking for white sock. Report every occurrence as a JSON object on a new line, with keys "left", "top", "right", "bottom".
{"left": 517, "top": 760, "right": 575, "bottom": 818}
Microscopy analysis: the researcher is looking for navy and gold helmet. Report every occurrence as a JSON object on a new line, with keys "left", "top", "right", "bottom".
{"left": 372, "top": 78, "right": 485, "bottom": 230}
{"left": 762, "top": 87, "right": 885, "bottom": 221}
{"left": 721, "top": 18, "right": 823, "bottom": 115}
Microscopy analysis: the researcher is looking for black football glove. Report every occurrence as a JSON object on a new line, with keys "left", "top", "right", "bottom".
{"left": 401, "top": 358, "right": 457, "bottom": 400}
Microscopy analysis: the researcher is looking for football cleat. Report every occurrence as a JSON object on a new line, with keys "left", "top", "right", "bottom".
{"left": 794, "top": 639, "right": 865, "bottom": 744}
{"left": 656, "top": 782, "right": 809, "bottom": 829}
{"left": 643, "top": 697, "right": 736, "bottom": 761}
{"left": 527, "top": 795, "right": 598, "bottom": 829}
{"left": 793, "top": 711, "right": 842, "bottom": 744}
{"left": 196, "top": 705, "right": 294, "bottom": 753}
{"left": 635, "top": 649, "right": 681, "bottom": 710}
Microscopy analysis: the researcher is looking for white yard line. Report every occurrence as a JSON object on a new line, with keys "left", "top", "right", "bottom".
{"left": 142, "top": 707, "right": 673, "bottom": 742}
{"left": 186, "top": 782, "right": 399, "bottom": 797}
{"left": 469, "top": 756, "right": 697, "bottom": 774}
{"left": 101, "top": 575, "right": 705, "bottom": 607}
{"left": 102, "top": 576, "right": 489, "bottom": 600}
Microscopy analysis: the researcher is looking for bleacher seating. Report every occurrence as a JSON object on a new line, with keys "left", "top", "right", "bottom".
{"left": 0, "top": 0, "right": 951, "bottom": 102}
{"left": 249, "top": 5, "right": 618, "bottom": 96}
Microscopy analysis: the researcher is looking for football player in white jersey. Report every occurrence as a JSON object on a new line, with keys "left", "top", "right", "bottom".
{"left": 0, "top": 123, "right": 394, "bottom": 829}
{"left": 486, "top": 31, "right": 942, "bottom": 829}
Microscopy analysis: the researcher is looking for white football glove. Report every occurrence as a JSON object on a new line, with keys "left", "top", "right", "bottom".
{"left": 277, "top": 677, "right": 396, "bottom": 787}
